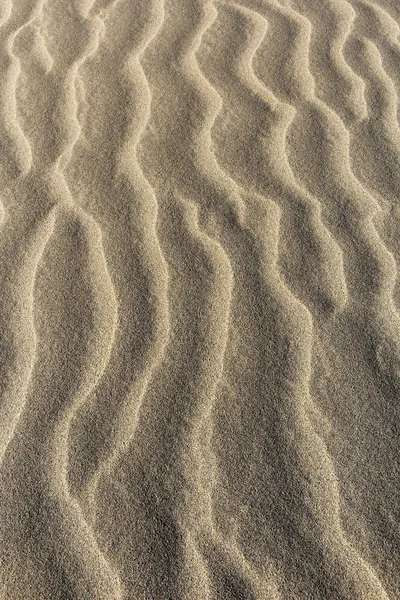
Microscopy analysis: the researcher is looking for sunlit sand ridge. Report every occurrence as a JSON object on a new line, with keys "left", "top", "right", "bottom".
{"left": 0, "top": 0, "right": 399, "bottom": 598}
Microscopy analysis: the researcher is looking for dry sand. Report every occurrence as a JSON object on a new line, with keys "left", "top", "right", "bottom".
{"left": 0, "top": 0, "right": 399, "bottom": 598}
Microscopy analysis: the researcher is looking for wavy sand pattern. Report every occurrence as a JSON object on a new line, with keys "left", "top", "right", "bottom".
{"left": 0, "top": 0, "right": 399, "bottom": 598}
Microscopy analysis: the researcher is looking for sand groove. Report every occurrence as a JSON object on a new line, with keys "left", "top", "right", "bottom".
{"left": 0, "top": 0, "right": 399, "bottom": 598}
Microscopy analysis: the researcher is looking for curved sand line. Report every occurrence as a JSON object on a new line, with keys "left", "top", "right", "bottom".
{"left": 0, "top": 0, "right": 399, "bottom": 598}
{"left": 0, "top": 1, "right": 122, "bottom": 598}
{"left": 65, "top": 0, "right": 170, "bottom": 529}
{"left": 250, "top": 0, "right": 400, "bottom": 383}
{"left": 0, "top": 0, "right": 36, "bottom": 180}
{"left": 286, "top": 0, "right": 368, "bottom": 124}
{"left": 198, "top": 2, "right": 389, "bottom": 598}
{"left": 290, "top": 0, "right": 400, "bottom": 311}
{"left": 344, "top": 34, "right": 400, "bottom": 305}
{"left": 0, "top": 208, "right": 120, "bottom": 600}
{"left": 112, "top": 0, "right": 280, "bottom": 596}
{"left": 347, "top": 0, "right": 400, "bottom": 122}
{"left": 0, "top": 206, "right": 56, "bottom": 461}
{"left": 198, "top": 0, "right": 347, "bottom": 316}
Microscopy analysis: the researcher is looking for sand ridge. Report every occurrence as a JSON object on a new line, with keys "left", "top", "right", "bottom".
{"left": 0, "top": 0, "right": 399, "bottom": 598}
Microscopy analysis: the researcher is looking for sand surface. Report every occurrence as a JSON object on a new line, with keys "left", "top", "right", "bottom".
{"left": 0, "top": 0, "right": 399, "bottom": 598}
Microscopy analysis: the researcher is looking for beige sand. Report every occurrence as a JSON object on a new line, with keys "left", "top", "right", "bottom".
{"left": 0, "top": 0, "right": 399, "bottom": 598}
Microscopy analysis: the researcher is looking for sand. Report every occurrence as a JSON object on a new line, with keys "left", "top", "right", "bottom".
{"left": 0, "top": 0, "right": 399, "bottom": 598}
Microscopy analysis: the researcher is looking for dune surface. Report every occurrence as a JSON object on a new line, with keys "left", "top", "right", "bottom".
{"left": 0, "top": 0, "right": 399, "bottom": 598}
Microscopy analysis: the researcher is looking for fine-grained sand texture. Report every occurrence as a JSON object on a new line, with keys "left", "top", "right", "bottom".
{"left": 0, "top": 0, "right": 399, "bottom": 598}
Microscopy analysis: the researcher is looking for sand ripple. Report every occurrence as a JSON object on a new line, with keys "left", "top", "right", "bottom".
{"left": 0, "top": 0, "right": 398, "bottom": 598}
